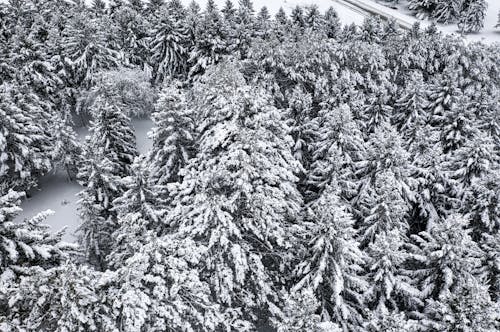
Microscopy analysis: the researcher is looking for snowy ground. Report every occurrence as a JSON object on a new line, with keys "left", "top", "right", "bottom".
{"left": 15, "top": 117, "right": 153, "bottom": 242}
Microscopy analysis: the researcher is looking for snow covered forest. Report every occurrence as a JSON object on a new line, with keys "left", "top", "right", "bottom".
{"left": 0, "top": 0, "right": 499, "bottom": 331}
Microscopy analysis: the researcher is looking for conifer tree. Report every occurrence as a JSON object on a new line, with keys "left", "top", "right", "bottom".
{"left": 147, "top": 83, "right": 195, "bottom": 189}
{"left": 85, "top": 97, "right": 138, "bottom": 178}
{"left": 108, "top": 235, "right": 225, "bottom": 331}
{"left": 308, "top": 104, "right": 366, "bottom": 201}
{"left": 63, "top": 11, "right": 120, "bottom": 89}
{"left": 324, "top": 7, "right": 342, "bottom": 38}
{"left": 77, "top": 151, "right": 119, "bottom": 269}
{"left": 458, "top": 0, "right": 488, "bottom": 33}
{"left": 365, "top": 230, "right": 420, "bottom": 315}
{"left": 167, "top": 63, "right": 303, "bottom": 327}
{"left": 2, "top": 263, "right": 115, "bottom": 332}
{"left": 293, "top": 186, "right": 367, "bottom": 330}
{"left": 188, "top": 0, "right": 227, "bottom": 76}
{"left": 0, "top": 190, "right": 73, "bottom": 281}
{"left": 221, "top": 0, "right": 236, "bottom": 20}
{"left": 407, "top": 215, "right": 484, "bottom": 303}
{"left": 150, "top": 10, "right": 189, "bottom": 83}
{"left": 0, "top": 84, "right": 52, "bottom": 191}
{"left": 51, "top": 112, "right": 82, "bottom": 181}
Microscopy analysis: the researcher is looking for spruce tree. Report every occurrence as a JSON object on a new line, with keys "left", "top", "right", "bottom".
{"left": 50, "top": 112, "right": 82, "bottom": 181}
{"left": 324, "top": 7, "right": 341, "bottom": 38}
{"left": 458, "top": 0, "right": 488, "bottom": 33}
{"left": 0, "top": 84, "right": 52, "bottom": 192}
{"left": 292, "top": 186, "right": 367, "bottom": 330}
{"left": 150, "top": 10, "right": 189, "bottom": 83}
{"left": 167, "top": 63, "right": 302, "bottom": 327}
{"left": 147, "top": 82, "right": 195, "bottom": 189}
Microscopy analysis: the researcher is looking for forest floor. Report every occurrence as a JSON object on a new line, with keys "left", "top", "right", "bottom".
{"left": 14, "top": 117, "right": 153, "bottom": 242}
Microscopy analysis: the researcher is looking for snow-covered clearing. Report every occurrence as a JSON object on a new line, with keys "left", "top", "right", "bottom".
{"left": 15, "top": 117, "right": 153, "bottom": 242}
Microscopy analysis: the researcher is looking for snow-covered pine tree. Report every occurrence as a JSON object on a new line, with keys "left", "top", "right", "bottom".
{"left": 167, "top": 63, "right": 302, "bottom": 327}
{"left": 0, "top": 83, "right": 53, "bottom": 192}
{"left": 0, "top": 190, "right": 75, "bottom": 282}
{"left": 445, "top": 131, "right": 497, "bottom": 190}
{"left": 147, "top": 82, "right": 195, "bottom": 190}
{"left": 307, "top": 103, "right": 366, "bottom": 201}
{"left": 354, "top": 123, "right": 415, "bottom": 228}
{"left": 276, "top": 289, "right": 342, "bottom": 332}
{"left": 407, "top": 215, "right": 484, "bottom": 305}
{"left": 464, "top": 171, "right": 500, "bottom": 236}
{"left": 232, "top": 0, "right": 255, "bottom": 59}
{"left": 50, "top": 112, "right": 82, "bottom": 181}
{"left": 255, "top": 6, "right": 271, "bottom": 39}
{"left": 365, "top": 230, "right": 421, "bottom": 315}
{"left": 362, "top": 84, "right": 394, "bottom": 134}
{"left": 62, "top": 11, "right": 120, "bottom": 89}
{"left": 357, "top": 171, "right": 410, "bottom": 245}
{"left": 420, "top": 276, "right": 499, "bottom": 331}
{"left": 108, "top": 234, "right": 225, "bottom": 331}
{"left": 291, "top": 5, "right": 305, "bottom": 28}
{"left": 393, "top": 71, "right": 429, "bottom": 138}
{"left": 323, "top": 7, "right": 342, "bottom": 38}
{"left": 108, "top": 158, "right": 168, "bottom": 268}
{"left": 146, "top": 0, "right": 165, "bottom": 15}
{"left": 221, "top": 0, "right": 236, "bottom": 20}
{"left": 150, "top": 8, "right": 189, "bottom": 84}
{"left": 292, "top": 185, "right": 367, "bottom": 330}
{"left": 496, "top": 10, "right": 500, "bottom": 28}
{"left": 86, "top": 97, "right": 138, "bottom": 178}
{"left": 188, "top": 0, "right": 228, "bottom": 77}
{"left": 433, "top": 0, "right": 462, "bottom": 23}
{"left": 2, "top": 263, "right": 116, "bottom": 332}
{"left": 458, "top": 0, "right": 488, "bottom": 33}
{"left": 304, "top": 5, "right": 324, "bottom": 32}
{"left": 77, "top": 150, "right": 119, "bottom": 270}
{"left": 275, "top": 7, "right": 288, "bottom": 26}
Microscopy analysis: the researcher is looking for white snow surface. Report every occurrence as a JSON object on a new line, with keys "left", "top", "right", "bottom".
{"left": 15, "top": 117, "right": 153, "bottom": 243}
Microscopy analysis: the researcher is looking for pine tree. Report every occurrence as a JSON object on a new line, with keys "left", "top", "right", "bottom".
{"left": 50, "top": 112, "right": 82, "bottom": 181}
{"left": 0, "top": 83, "right": 53, "bottom": 192}
{"left": 255, "top": 6, "right": 271, "bottom": 39}
{"left": 304, "top": 5, "right": 324, "bottom": 32}
{"left": 167, "top": 63, "right": 302, "bottom": 327}
{"left": 2, "top": 263, "right": 116, "bottom": 332}
{"left": 324, "top": 7, "right": 342, "bottom": 38}
{"left": 147, "top": 0, "right": 164, "bottom": 15}
{"left": 0, "top": 190, "right": 74, "bottom": 281}
{"left": 86, "top": 97, "right": 138, "bottom": 178}
{"left": 407, "top": 215, "right": 484, "bottom": 303}
{"left": 291, "top": 6, "right": 305, "bottom": 28}
{"left": 293, "top": 186, "right": 367, "bottom": 330}
{"left": 221, "top": 0, "right": 236, "bottom": 20}
{"left": 365, "top": 230, "right": 421, "bottom": 314}
{"left": 496, "top": 10, "right": 500, "bottom": 28}
{"left": 147, "top": 82, "right": 195, "bottom": 189}
{"left": 276, "top": 289, "right": 342, "bottom": 332}
{"left": 421, "top": 277, "right": 499, "bottom": 331}
{"left": 308, "top": 104, "right": 366, "bottom": 201}
{"left": 275, "top": 7, "right": 288, "bottom": 26}
{"left": 77, "top": 150, "right": 119, "bottom": 269}
{"left": 458, "top": 0, "right": 488, "bottom": 33}
{"left": 62, "top": 11, "right": 120, "bottom": 88}
{"left": 393, "top": 71, "right": 429, "bottom": 138}
{"left": 108, "top": 234, "right": 225, "bottom": 331}
{"left": 150, "top": 10, "right": 189, "bottom": 83}
{"left": 91, "top": 0, "right": 106, "bottom": 16}
{"left": 433, "top": 0, "right": 461, "bottom": 23}
{"left": 188, "top": 0, "right": 227, "bottom": 76}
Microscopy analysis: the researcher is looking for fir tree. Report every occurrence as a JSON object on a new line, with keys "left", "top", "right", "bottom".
{"left": 0, "top": 83, "right": 52, "bottom": 191}
{"left": 167, "top": 63, "right": 302, "bottom": 327}
{"left": 50, "top": 112, "right": 82, "bottom": 181}
{"left": 324, "top": 7, "right": 342, "bottom": 38}
{"left": 188, "top": 0, "right": 227, "bottom": 76}
{"left": 407, "top": 215, "right": 484, "bottom": 303}
{"left": 458, "top": 0, "right": 488, "bottom": 33}
{"left": 147, "top": 82, "right": 195, "bottom": 189}
{"left": 293, "top": 186, "right": 367, "bottom": 330}
{"left": 150, "top": 10, "right": 189, "bottom": 83}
